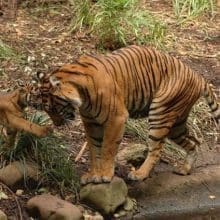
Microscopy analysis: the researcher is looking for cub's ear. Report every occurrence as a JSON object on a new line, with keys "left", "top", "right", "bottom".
{"left": 49, "top": 75, "right": 60, "bottom": 87}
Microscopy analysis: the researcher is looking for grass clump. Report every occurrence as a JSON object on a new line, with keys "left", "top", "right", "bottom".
{"left": 172, "top": 0, "right": 215, "bottom": 23}
{"left": 70, "top": 0, "right": 166, "bottom": 49}
{"left": 0, "top": 40, "right": 18, "bottom": 61}
{"left": 69, "top": 0, "right": 94, "bottom": 31}
{"left": 0, "top": 112, "right": 79, "bottom": 193}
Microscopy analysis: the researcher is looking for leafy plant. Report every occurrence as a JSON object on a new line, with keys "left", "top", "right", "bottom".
{"left": 173, "top": 0, "right": 214, "bottom": 23}
{"left": 0, "top": 112, "right": 79, "bottom": 193}
{"left": 69, "top": 0, "right": 94, "bottom": 32}
{"left": 70, "top": 0, "right": 166, "bottom": 49}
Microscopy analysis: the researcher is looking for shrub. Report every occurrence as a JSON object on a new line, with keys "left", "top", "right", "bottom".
{"left": 70, "top": 0, "right": 166, "bottom": 49}
{"left": 173, "top": 0, "right": 215, "bottom": 23}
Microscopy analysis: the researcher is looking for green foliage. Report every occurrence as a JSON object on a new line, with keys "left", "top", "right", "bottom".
{"left": 0, "top": 112, "right": 79, "bottom": 193}
{"left": 173, "top": 0, "right": 214, "bottom": 23}
{"left": 69, "top": 0, "right": 94, "bottom": 31}
{"left": 0, "top": 40, "right": 17, "bottom": 61}
{"left": 70, "top": 0, "right": 166, "bottom": 49}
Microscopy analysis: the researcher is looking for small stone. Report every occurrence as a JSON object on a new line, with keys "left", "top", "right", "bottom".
{"left": 0, "top": 210, "right": 7, "bottom": 220}
{"left": 80, "top": 177, "right": 128, "bottom": 215}
{"left": 0, "top": 191, "right": 8, "bottom": 200}
{"left": 114, "top": 209, "right": 126, "bottom": 218}
{"left": 15, "top": 189, "right": 24, "bottom": 196}
{"left": 123, "top": 197, "right": 136, "bottom": 211}
{"left": 27, "top": 194, "right": 83, "bottom": 220}
{"left": 209, "top": 195, "right": 216, "bottom": 199}
{"left": 0, "top": 161, "right": 40, "bottom": 187}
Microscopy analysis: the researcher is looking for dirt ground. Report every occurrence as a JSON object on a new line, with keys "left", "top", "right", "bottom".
{"left": 0, "top": 0, "right": 219, "bottom": 219}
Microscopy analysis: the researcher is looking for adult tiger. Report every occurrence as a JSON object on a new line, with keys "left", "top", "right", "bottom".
{"left": 34, "top": 45, "right": 219, "bottom": 185}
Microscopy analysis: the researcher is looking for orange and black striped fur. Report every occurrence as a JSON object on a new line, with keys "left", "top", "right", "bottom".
{"left": 0, "top": 86, "right": 52, "bottom": 148}
{"left": 35, "top": 45, "right": 219, "bottom": 184}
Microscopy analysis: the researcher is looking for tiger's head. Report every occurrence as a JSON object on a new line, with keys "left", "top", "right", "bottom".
{"left": 31, "top": 69, "right": 82, "bottom": 126}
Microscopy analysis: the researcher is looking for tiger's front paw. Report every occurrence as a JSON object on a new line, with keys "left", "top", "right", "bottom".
{"left": 80, "top": 172, "right": 113, "bottom": 185}
{"left": 128, "top": 170, "right": 148, "bottom": 181}
{"left": 81, "top": 172, "right": 100, "bottom": 185}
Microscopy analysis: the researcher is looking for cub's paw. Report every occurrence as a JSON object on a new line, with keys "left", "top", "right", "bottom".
{"left": 128, "top": 170, "right": 148, "bottom": 181}
{"left": 40, "top": 125, "right": 53, "bottom": 137}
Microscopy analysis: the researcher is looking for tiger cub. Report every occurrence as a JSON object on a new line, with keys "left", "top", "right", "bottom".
{"left": 33, "top": 45, "right": 219, "bottom": 184}
{"left": 0, "top": 87, "right": 52, "bottom": 148}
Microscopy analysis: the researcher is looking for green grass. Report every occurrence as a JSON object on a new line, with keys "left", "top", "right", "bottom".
{"left": 172, "top": 0, "right": 215, "bottom": 23}
{"left": 69, "top": 0, "right": 94, "bottom": 32}
{"left": 0, "top": 40, "right": 18, "bottom": 61}
{"left": 70, "top": 0, "right": 166, "bottom": 49}
{"left": 0, "top": 112, "right": 79, "bottom": 193}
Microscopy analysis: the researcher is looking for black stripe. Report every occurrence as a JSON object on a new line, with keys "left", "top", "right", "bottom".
{"left": 89, "top": 135, "right": 103, "bottom": 143}
{"left": 149, "top": 135, "right": 163, "bottom": 141}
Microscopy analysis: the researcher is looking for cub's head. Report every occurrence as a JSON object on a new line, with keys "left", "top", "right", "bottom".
{"left": 32, "top": 69, "right": 82, "bottom": 126}
{"left": 15, "top": 80, "right": 42, "bottom": 110}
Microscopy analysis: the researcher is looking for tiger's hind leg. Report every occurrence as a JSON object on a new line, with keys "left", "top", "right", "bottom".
{"left": 128, "top": 118, "right": 176, "bottom": 181}
{"left": 128, "top": 137, "right": 165, "bottom": 181}
{"left": 169, "top": 120, "right": 200, "bottom": 175}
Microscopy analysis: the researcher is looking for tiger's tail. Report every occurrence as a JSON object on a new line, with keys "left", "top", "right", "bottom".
{"left": 202, "top": 81, "right": 220, "bottom": 125}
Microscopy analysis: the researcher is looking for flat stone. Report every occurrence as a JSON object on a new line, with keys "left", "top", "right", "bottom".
{"left": 27, "top": 194, "right": 83, "bottom": 220}
{"left": 129, "top": 165, "right": 220, "bottom": 219}
{"left": 0, "top": 210, "right": 7, "bottom": 220}
{"left": 80, "top": 177, "right": 128, "bottom": 215}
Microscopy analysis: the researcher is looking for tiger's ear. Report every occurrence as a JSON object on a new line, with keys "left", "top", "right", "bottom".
{"left": 49, "top": 75, "right": 60, "bottom": 87}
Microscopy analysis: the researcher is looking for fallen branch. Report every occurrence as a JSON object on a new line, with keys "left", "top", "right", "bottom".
{"left": 75, "top": 141, "right": 87, "bottom": 162}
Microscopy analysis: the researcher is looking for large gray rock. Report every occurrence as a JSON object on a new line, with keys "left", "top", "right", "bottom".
{"left": 80, "top": 177, "right": 128, "bottom": 215}
{"left": 0, "top": 210, "right": 7, "bottom": 220}
{"left": 27, "top": 194, "right": 83, "bottom": 220}
{"left": 0, "top": 161, "right": 40, "bottom": 187}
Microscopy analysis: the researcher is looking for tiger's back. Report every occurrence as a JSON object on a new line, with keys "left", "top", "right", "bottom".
{"left": 35, "top": 45, "right": 219, "bottom": 184}
{"left": 82, "top": 45, "right": 205, "bottom": 120}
